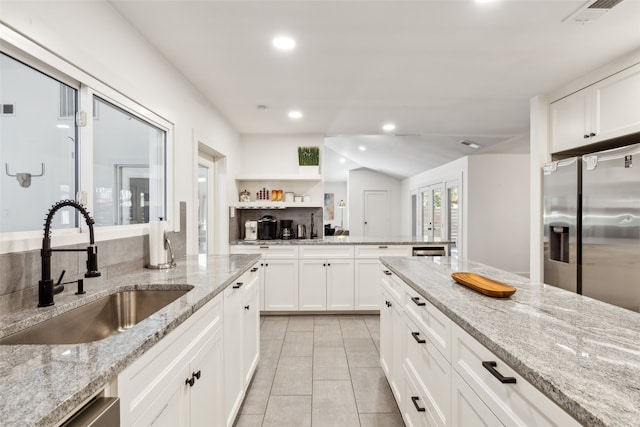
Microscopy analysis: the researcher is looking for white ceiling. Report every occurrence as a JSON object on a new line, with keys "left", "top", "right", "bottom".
{"left": 110, "top": 0, "right": 640, "bottom": 180}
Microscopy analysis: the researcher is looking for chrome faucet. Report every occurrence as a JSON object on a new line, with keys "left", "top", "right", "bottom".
{"left": 39, "top": 200, "right": 101, "bottom": 307}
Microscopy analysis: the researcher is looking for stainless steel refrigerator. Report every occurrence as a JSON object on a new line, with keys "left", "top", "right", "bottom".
{"left": 543, "top": 143, "right": 640, "bottom": 312}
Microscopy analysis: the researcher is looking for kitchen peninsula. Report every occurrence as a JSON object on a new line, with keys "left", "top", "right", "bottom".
{"left": 380, "top": 256, "right": 640, "bottom": 427}
{"left": 230, "top": 236, "right": 453, "bottom": 312}
{"left": 0, "top": 254, "right": 260, "bottom": 427}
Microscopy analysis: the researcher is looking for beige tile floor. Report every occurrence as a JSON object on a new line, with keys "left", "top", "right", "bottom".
{"left": 234, "top": 314, "right": 405, "bottom": 427}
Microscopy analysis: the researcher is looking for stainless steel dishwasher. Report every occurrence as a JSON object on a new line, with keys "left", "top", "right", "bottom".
{"left": 412, "top": 246, "right": 447, "bottom": 257}
{"left": 62, "top": 397, "right": 119, "bottom": 427}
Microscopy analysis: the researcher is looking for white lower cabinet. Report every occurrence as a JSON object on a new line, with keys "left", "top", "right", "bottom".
{"left": 225, "top": 264, "right": 261, "bottom": 427}
{"left": 354, "top": 259, "right": 381, "bottom": 310}
{"left": 119, "top": 294, "right": 224, "bottom": 427}
{"left": 379, "top": 262, "right": 581, "bottom": 427}
{"left": 263, "top": 259, "right": 299, "bottom": 310}
{"left": 380, "top": 268, "right": 404, "bottom": 406}
{"left": 298, "top": 258, "right": 354, "bottom": 310}
{"left": 118, "top": 262, "right": 260, "bottom": 427}
{"left": 452, "top": 370, "right": 502, "bottom": 427}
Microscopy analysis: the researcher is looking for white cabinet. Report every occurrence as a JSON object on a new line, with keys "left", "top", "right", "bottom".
{"left": 298, "top": 245, "right": 355, "bottom": 311}
{"left": 224, "top": 263, "right": 261, "bottom": 426}
{"left": 379, "top": 262, "right": 580, "bottom": 427}
{"left": 404, "top": 309, "right": 451, "bottom": 427}
{"left": 380, "top": 268, "right": 404, "bottom": 406}
{"left": 355, "top": 245, "right": 412, "bottom": 310}
{"left": 550, "top": 63, "right": 640, "bottom": 153}
{"left": 451, "top": 371, "right": 502, "bottom": 427}
{"left": 230, "top": 245, "right": 298, "bottom": 311}
{"left": 119, "top": 294, "right": 224, "bottom": 427}
{"left": 451, "top": 323, "right": 580, "bottom": 427}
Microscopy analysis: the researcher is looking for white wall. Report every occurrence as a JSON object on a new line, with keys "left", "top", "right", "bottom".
{"left": 323, "top": 181, "right": 348, "bottom": 229}
{"left": 467, "top": 154, "right": 530, "bottom": 275}
{"left": 348, "top": 168, "right": 402, "bottom": 237}
{"left": 1, "top": 1, "right": 240, "bottom": 254}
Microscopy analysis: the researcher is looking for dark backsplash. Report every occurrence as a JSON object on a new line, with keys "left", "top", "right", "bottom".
{"left": 0, "top": 202, "right": 187, "bottom": 311}
{"left": 230, "top": 207, "right": 323, "bottom": 241}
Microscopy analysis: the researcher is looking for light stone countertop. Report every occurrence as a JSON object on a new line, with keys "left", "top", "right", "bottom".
{"left": 380, "top": 256, "right": 640, "bottom": 427}
{"left": 0, "top": 254, "right": 260, "bottom": 427}
{"left": 231, "top": 235, "right": 454, "bottom": 245}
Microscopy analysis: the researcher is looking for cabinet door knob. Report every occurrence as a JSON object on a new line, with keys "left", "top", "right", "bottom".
{"left": 233, "top": 282, "right": 243, "bottom": 289}
{"left": 385, "top": 300, "right": 392, "bottom": 307}
{"left": 584, "top": 134, "right": 590, "bottom": 139}
{"left": 411, "top": 331, "right": 426, "bottom": 344}
{"left": 244, "top": 305, "right": 250, "bottom": 310}
{"left": 251, "top": 267, "right": 258, "bottom": 272}
{"left": 411, "top": 396, "right": 426, "bottom": 412}
{"left": 383, "top": 270, "right": 392, "bottom": 276}
{"left": 186, "top": 376, "right": 195, "bottom": 387}
{"left": 482, "top": 361, "right": 516, "bottom": 384}
{"left": 590, "top": 132, "right": 596, "bottom": 137}
{"left": 193, "top": 370, "right": 201, "bottom": 380}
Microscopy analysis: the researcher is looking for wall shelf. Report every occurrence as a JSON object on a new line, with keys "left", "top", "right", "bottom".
{"left": 236, "top": 174, "right": 322, "bottom": 182}
{"left": 233, "top": 201, "right": 322, "bottom": 210}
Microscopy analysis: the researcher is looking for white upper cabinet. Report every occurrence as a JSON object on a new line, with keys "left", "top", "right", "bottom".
{"left": 550, "top": 62, "right": 640, "bottom": 153}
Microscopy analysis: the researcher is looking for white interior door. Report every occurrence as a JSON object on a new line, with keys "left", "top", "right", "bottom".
{"left": 197, "top": 157, "right": 215, "bottom": 255}
{"left": 363, "top": 190, "right": 389, "bottom": 237}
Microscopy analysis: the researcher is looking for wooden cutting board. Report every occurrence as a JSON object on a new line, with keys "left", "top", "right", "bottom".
{"left": 451, "top": 272, "right": 516, "bottom": 298}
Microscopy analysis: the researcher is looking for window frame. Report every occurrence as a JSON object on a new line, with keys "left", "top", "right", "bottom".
{"left": 0, "top": 25, "right": 174, "bottom": 254}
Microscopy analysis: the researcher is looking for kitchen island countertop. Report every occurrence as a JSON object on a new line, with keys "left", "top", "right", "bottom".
{"left": 231, "top": 235, "right": 455, "bottom": 245}
{"left": 0, "top": 254, "right": 260, "bottom": 427}
{"left": 380, "top": 256, "right": 640, "bottom": 427}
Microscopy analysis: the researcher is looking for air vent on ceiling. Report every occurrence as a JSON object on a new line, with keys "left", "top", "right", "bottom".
{"left": 564, "top": 0, "right": 625, "bottom": 23}
{"left": 1, "top": 103, "right": 15, "bottom": 116}
{"left": 460, "top": 140, "right": 481, "bottom": 149}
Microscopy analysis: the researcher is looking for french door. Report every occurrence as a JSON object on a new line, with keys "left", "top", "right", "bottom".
{"left": 420, "top": 183, "right": 444, "bottom": 241}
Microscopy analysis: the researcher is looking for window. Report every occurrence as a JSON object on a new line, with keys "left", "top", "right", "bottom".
{"left": 0, "top": 53, "right": 78, "bottom": 232}
{"left": 92, "top": 96, "right": 166, "bottom": 226}
{"left": 0, "top": 50, "right": 168, "bottom": 237}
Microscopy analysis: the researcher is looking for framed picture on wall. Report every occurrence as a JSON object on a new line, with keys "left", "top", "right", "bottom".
{"left": 324, "top": 193, "right": 334, "bottom": 220}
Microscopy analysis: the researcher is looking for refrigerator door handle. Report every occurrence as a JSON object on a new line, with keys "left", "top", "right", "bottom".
{"left": 585, "top": 155, "right": 598, "bottom": 171}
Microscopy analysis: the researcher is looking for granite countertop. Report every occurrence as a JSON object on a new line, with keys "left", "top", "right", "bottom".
{"left": 0, "top": 254, "right": 260, "bottom": 427}
{"left": 231, "top": 235, "right": 455, "bottom": 245}
{"left": 380, "top": 256, "right": 640, "bottom": 427}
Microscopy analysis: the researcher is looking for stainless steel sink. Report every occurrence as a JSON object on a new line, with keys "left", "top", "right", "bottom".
{"left": 0, "top": 289, "right": 190, "bottom": 345}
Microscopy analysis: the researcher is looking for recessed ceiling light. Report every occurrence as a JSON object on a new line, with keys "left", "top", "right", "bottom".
{"left": 256, "top": 105, "right": 268, "bottom": 111}
{"left": 475, "top": 0, "right": 496, "bottom": 3}
{"left": 358, "top": 146, "right": 366, "bottom": 151}
{"left": 56, "top": 124, "right": 70, "bottom": 129}
{"left": 288, "top": 110, "right": 303, "bottom": 119}
{"left": 382, "top": 123, "right": 396, "bottom": 132}
{"left": 272, "top": 36, "right": 296, "bottom": 51}
{"left": 339, "top": 158, "right": 346, "bottom": 163}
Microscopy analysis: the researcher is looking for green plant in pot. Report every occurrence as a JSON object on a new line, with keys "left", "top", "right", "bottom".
{"left": 298, "top": 146, "right": 320, "bottom": 166}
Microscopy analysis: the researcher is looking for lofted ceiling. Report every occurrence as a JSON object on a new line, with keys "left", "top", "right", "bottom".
{"left": 110, "top": 0, "right": 640, "bottom": 180}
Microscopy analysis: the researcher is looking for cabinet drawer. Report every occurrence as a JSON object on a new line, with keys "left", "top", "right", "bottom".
{"left": 402, "top": 364, "right": 436, "bottom": 427}
{"left": 355, "top": 245, "right": 412, "bottom": 258}
{"left": 380, "top": 266, "right": 404, "bottom": 305}
{"left": 231, "top": 244, "right": 298, "bottom": 258}
{"left": 299, "top": 245, "right": 354, "bottom": 259}
{"left": 119, "top": 295, "right": 223, "bottom": 425}
{"left": 404, "top": 287, "right": 451, "bottom": 361}
{"left": 452, "top": 323, "right": 580, "bottom": 427}
{"left": 403, "top": 314, "right": 451, "bottom": 427}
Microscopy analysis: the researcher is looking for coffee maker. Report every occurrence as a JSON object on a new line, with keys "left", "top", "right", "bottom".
{"left": 279, "top": 219, "right": 293, "bottom": 239}
{"left": 244, "top": 220, "right": 257, "bottom": 241}
{"left": 258, "top": 215, "right": 277, "bottom": 240}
